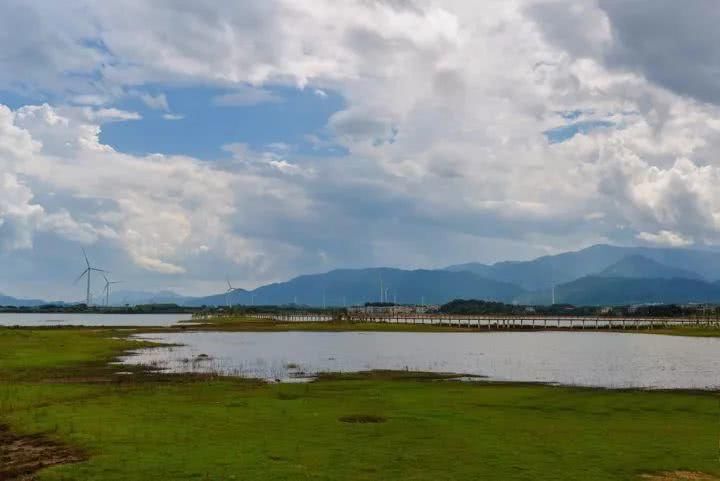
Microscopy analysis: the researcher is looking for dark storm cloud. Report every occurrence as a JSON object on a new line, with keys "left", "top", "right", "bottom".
{"left": 526, "top": 2, "right": 607, "bottom": 58}
{"left": 529, "top": 0, "right": 720, "bottom": 106}
{"left": 599, "top": 0, "right": 720, "bottom": 105}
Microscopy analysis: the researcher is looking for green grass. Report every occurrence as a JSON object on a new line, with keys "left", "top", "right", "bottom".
{"left": 1, "top": 327, "right": 719, "bottom": 481}
{"left": 645, "top": 326, "right": 720, "bottom": 337}
{"left": 0, "top": 327, "right": 158, "bottom": 382}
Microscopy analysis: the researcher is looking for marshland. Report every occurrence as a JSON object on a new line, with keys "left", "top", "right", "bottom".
{"left": 1, "top": 316, "right": 719, "bottom": 480}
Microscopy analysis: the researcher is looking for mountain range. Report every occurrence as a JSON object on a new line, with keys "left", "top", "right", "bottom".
{"left": 445, "top": 244, "right": 720, "bottom": 290}
{"left": 4, "top": 244, "right": 720, "bottom": 307}
{"left": 0, "top": 294, "right": 49, "bottom": 307}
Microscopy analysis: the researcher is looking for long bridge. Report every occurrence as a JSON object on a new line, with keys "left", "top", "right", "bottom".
{"left": 246, "top": 312, "right": 720, "bottom": 329}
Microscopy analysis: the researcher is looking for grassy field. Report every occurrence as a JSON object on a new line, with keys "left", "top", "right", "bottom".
{"left": 1, "top": 327, "right": 719, "bottom": 481}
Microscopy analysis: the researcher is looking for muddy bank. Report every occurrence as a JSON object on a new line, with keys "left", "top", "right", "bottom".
{"left": 0, "top": 424, "right": 84, "bottom": 481}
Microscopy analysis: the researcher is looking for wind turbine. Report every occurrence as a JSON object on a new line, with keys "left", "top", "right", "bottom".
{"left": 102, "top": 274, "right": 121, "bottom": 306}
{"left": 74, "top": 249, "right": 105, "bottom": 305}
{"left": 225, "top": 278, "right": 238, "bottom": 308}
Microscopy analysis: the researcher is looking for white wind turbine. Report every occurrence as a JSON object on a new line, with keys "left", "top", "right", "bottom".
{"left": 225, "top": 278, "right": 241, "bottom": 307}
{"left": 102, "top": 274, "right": 122, "bottom": 307}
{"left": 74, "top": 248, "right": 105, "bottom": 305}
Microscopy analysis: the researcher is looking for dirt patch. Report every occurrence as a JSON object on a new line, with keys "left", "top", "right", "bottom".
{"left": 640, "top": 472, "right": 720, "bottom": 481}
{"left": 339, "top": 414, "right": 387, "bottom": 424}
{"left": 0, "top": 424, "right": 85, "bottom": 481}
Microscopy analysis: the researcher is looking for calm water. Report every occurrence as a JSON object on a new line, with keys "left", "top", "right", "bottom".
{"left": 121, "top": 331, "right": 720, "bottom": 389}
{"left": 0, "top": 313, "right": 191, "bottom": 327}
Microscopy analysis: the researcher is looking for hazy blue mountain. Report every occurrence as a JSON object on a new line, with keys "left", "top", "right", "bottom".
{"left": 181, "top": 288, "right": 249, "bottom": 308}
{"left": 446, "top": 245, "right": 636, "bottom": 290}
{"left": 0, "top": 293, "right": 51, "bottom": 307}
{"left": 9, "top": 244, "right": 720, "bottom": 308}
{"left": 520, "top": 276, "right": 720, "bottom": 306}
{"left": 109, "top": 290, "right": 194, "bottom": 306}
{"left": 446, "top": 244, "right": 720, "bottom": 290}
{"left": 187, "top": 268, "right": 524, "bottom": 307}
{"left": 442, "top": 262, "right": 494, "bottom": 277}
{"left": 597, "top": 255, "right": 702, "bottom": 280}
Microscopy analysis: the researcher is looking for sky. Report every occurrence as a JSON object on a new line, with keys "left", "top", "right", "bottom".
{"left": 2, "top": 0, "right": 720, "bottom": 300}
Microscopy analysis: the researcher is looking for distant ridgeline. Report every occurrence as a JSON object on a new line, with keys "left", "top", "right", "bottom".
{"left": 437, "top": 299, "right": 713, "bottom": 317}
{"left": 8, "top": 244, "right": 720, "bottom": 308}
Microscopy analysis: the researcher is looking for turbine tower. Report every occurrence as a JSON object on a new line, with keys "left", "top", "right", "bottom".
{"left": 75, "top": 249, "right": 105, "bottom": 305}
{"left": 225, "top": 278, "right": 238, "bottom": 308}
{"left": 102, "top": 274, "right": 121, "bottom": 306}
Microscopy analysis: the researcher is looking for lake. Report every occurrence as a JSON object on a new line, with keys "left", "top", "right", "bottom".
{"left": 121, "top": 331, "right": 720, "bottom": 389}
{"left": 0, "top": 313, "right": 191, "bottom": 327}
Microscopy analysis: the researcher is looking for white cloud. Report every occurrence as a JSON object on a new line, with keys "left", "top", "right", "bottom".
{"left": 5, "top": 1, "right": 720, "bottom": 295}
{"left": 637, "top": 230, "right": 693, "bottom": 248}
{"left": 82, "top": 108, "right": 142, "bottom": 123}
{"left": 223, "top": 142, "right": 314, "bottom": 177}
{"left": 0, "top": 173, "right": 44, "bottom": 250}
{"left": 0, "top": 102, "right": 318, "bottom": 280}
{"left": 162, "top": 113, "right": 184, "bottom": 121}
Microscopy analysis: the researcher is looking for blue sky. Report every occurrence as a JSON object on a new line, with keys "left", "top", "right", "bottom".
{"left": 544, "top": 120, "right": 614, "bottom": 144}
{"left": 0, "top": 1, "right": 718, "bottom": 300}
{"left": 101, "top": 86, "right": 346, "bottom": 158}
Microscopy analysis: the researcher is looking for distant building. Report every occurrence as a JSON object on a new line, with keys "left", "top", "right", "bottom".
{"left": 347, "top": 305, "right": 438, "bottom": 315}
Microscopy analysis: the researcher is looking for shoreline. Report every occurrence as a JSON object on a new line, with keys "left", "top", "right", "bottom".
{"left": 2, "top": 327, "right": 719, "bottom": 480}
{"left": 3, "top": 317, "right": 720, "bottom": 337}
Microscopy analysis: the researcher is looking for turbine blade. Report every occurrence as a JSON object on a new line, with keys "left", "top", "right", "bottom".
{"left": 74, "top": 269, "right": 89, "bottom": 284}
{"left": 82, "top": 248, "right": 90, "bottom": 268}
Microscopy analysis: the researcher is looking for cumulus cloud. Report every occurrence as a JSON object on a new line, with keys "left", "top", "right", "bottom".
{"left": 0, "top": 173, "right": 43, "bottom": 250}
{"left": 3, "top": 0, "right": 720, "bottom": 296}
{"left": 0, "top": 102, "right": 314, "bottom": 280}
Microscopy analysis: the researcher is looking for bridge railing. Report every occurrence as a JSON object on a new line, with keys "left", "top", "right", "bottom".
{"left": 247, "top": 312, "right": 720, "bottom": 329}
